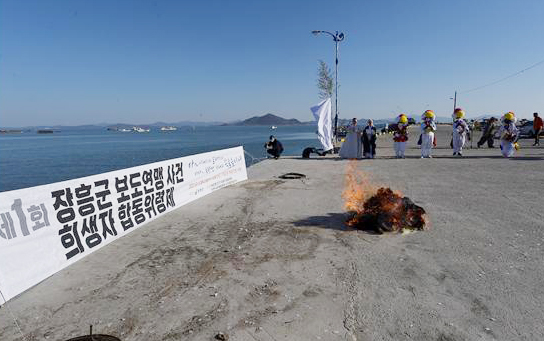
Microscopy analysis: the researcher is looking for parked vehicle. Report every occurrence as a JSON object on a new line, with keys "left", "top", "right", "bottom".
{"left": 518, "top": 120, "right": 544, "bottom": 138}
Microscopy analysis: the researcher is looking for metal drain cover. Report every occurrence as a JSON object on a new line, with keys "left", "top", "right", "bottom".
{"left": 66, "top": 326, "right": 121, "bottom": 341}
{"left": 66, "top": 335, "right": 120, "bottom": 341}
{"left": 278, "top": 172, "right": 306, "bottom": 179}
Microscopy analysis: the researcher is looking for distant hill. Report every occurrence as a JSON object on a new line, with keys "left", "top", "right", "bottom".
{"left": 1, "top": 121, "right": 223, "bottom": 130}
{"left": 229, "top": 113, "right": 303, "bottom": 126}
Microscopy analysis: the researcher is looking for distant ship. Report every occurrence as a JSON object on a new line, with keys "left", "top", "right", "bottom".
{"left": 271, "top": 126, "right": 277, "bottom": 130}
{"left": 160, "top": 126, "right": 177, "bottom": 131}
{"left": 37, "top": 129, "right": 55, "bottom": 134}
{"left": 132, "top": 126, "right": 150, "bottom": 133}
{"left": 119, "top": 128, "right": 132, "bottom": 132}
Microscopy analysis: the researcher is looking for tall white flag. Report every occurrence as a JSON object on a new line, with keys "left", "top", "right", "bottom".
{"left": 311, "top": 98, "right": 333, "bottom": 151}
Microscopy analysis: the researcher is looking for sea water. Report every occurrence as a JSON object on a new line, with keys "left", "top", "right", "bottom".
{"left": 0, "top": 125, "right": 320, "bottom": 192}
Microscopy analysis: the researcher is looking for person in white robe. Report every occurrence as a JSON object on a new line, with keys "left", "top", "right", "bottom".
{"left": 420, "top": 110, "right": 437, "bottom": 158}
{"left": 452, "top": 108, "right": 469, "bottom": 156}
{"left": 339, "top": 118, "right": 362, "bottom": 159}
{"left": 496, "top": 112, "right": 519, "bottom": 158}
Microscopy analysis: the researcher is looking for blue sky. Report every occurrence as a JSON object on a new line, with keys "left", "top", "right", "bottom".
{"left": 1, "top": 0, "right": 543, "bottom": 126}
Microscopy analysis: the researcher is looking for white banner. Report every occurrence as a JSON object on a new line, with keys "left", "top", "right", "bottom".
{"left": 0, "top": 146, "right": 247, "bottom": 303}
{"left": 311, "top": 98, "right": 333, "bottom": 151}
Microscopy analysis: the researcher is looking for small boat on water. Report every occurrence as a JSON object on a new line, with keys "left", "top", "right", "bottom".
{"left": 37, "top": 129, "right": 55, "bottom": 134}
{"left": 271, "top": 126, "right": 277, "bottom": 130}
{"left": 160, "top": 126, "right": 177, "bottom": 131}
{"left": 107, "top": 126, "right": 133, "bottom": 132}
{"left": 133, "top": 126, "right": 150, "bottom": 133}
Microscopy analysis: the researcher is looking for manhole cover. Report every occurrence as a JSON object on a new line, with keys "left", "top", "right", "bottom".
{"left": 66, "top": 336, "right": 120, "bottom": 341}
{"left": 278, "top": 172, "right": 306, "bottom": 179}
{"left": 66, "top": 326, "right": 121, "bottom": 341}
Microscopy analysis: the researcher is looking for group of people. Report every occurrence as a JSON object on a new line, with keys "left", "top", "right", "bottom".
{"left": 265, "top": 111, "right": 541, "bottom": 160}
{"left": 338, "top": 109, "right": 538, "bottom": 159}
{"left": 338, "top": 118, "right": 378, "bottom": 159}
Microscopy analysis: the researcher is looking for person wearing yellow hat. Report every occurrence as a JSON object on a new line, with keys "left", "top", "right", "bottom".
{"left": 496, "top": 112, "right": 519, "bottom": 157}
{"left": 393, "top": 114, "right": 409, "bottom": 158}
{"left": 452, "top": 108, "right": 469, "bottom": 156}
{"left": 420, "top": 110, "right": 437, "bottom": 158}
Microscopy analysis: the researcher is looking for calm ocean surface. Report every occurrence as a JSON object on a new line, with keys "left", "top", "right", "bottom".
{"left": 0, "top": 125, "right": 320, "bottom": 192}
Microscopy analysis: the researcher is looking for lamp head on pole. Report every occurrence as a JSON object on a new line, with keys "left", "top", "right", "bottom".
{"left": 311, "top": 30, "right": 321, "bottom": 36}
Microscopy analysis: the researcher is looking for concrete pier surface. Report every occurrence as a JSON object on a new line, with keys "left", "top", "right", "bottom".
{"left": 1, "top": 126, "right": 544, "bottom": 340}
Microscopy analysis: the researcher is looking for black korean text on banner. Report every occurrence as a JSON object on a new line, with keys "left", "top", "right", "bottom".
{"left": 0, "top": 147, "right": 246, "bottom": 304}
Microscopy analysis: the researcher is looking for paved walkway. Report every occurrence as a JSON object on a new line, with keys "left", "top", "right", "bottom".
{"left": 1, "top": 126, "right": 543, "bottom": 340}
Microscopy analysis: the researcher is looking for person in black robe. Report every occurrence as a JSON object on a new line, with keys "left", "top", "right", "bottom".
{"left": 477, "top": 117, "right": 498, "bottom": 148}
{"left": 264, "top": 135, "right": 284, "bottom": 159}
{"left": 361, "top": 119, "right": 377, "bottom": 158}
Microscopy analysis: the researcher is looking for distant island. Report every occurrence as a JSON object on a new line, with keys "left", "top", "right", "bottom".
{"left": 225, "top": 113, "right": 306, "bottom": 126}
{"left": 1, "top": 114, "right": 464, "bottom": 131}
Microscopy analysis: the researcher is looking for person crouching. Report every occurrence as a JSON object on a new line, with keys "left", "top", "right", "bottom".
{"left": 393, "top": 114, "right": 409, "bottom": 158}
{"left": 496, "top": 112, "right": 519, "bottom": 158}
{"left": 452, "top": 108, "right": 469, "bottom": 156}
{"left": 265, "top": 135, "right": 284, "bottom": 159}
{"left": 420, "top": 110, "right": 437, "bottom": 158}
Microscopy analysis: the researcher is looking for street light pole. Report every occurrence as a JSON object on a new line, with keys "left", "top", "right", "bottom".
{"left": 312, "top": 30, "right": 345, "bottom": 145}
{"left": 334, "top": 35, "right": 339, "bottom": 141}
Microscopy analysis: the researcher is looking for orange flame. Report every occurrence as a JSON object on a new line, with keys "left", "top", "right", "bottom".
{"left": 342, "top": 160, "right": 377, "bottom": 213}
{"left": 342, "top": 160, "right": 426, "bottom": 232}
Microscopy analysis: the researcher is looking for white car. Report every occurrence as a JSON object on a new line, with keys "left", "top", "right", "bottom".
{"left": 518, "top": 121, "right": 544, "bottom": 138}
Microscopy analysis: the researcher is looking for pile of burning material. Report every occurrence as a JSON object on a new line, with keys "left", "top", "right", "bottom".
{"left": 342, "top": 161, "right": 427, "bottom": 234}
{"left": 346, "top": 187, "right": 426, "bottom": 233}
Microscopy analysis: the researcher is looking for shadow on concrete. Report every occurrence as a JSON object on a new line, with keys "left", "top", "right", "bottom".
{"left": 293, "top": 212, "right": 349, "bottom": 231}
{"left": 512, "top": 156, "right": 544, "bottom": 160}
{"left": 431, "top": 155, "right": 544, "bottom": 161}
{"left": 287, "top": 157, "right": 349, "bottom": 162}
{"left": 288, "top": 155, "right": 544, "bottom": 161}
{"left": 292, "top": 212, "right": 382, "bottom": 235}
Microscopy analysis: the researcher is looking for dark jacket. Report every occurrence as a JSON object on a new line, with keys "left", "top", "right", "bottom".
{"left": 265, "top": 139, "right": 284, "bottom": 157}
{"left": 361, "top": 125, "right": 377, "bottom": 155}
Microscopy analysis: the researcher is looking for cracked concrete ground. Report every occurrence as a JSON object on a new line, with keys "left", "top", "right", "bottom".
{"left": 1, "top": 125, "right": 543, "bottom": 341}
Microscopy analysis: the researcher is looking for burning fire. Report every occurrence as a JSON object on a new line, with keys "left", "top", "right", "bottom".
{"left": 342, "top": 161, "right": 377, "bottom": 212}
{"left": 343, "top": 161, "right": 427, "bottom": 233}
